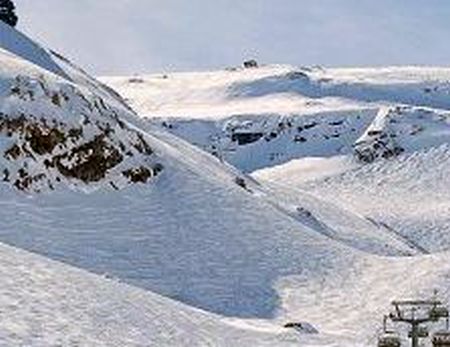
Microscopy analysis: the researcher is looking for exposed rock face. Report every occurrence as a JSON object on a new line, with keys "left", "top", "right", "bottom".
{"left": 0, "top": 74, "right": 163, "bottom": 192}
{"left": 122, "top": 166, "right": 152, "bottom": 183}
{"left": 231, "top": 132, "right": 263, "bottom": 145}
{"left": 50, "top": 134, "right": 124, "bottom": 183}
{"left": 354, "top": 132, "right": 404, "bottom": 163}
{"left": 353, "top": 107, "right": 406, "bottom": 163}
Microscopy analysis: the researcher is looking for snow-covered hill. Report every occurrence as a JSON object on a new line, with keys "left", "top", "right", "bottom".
{"left": 1, "top": 23, "right": 449, "bottom": 347}
{"left": 103, "top": 64, "right": 450, "bottom": 171}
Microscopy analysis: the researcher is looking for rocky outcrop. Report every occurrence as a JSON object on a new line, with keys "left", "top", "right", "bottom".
{"left": 0, "top": 74, "right": 163, "bottom": 192}
{"left": 354, "top": 131, "right": 404, "bottom": 163}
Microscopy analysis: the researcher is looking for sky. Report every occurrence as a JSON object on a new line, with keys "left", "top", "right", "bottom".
{"left": 14, "top": 0, "right": 450, "bottom": 75}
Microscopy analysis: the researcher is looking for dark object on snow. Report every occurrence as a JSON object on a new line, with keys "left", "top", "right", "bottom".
{"left": 283, "top": 322, "right": 318, "bottom": 334}
{"left": 128, "top": 77, "right": 145, "bottom": 84}
{"left": 0, "top": 0, "right": 18, "bottom": 27}
{"left": 243, "top": 59, "right": 258, "bottom": 68}
{"left": 231, "top": 132, "right": 263, "bottom": 145}
{"left": 303, "top": 122, "right": 318, "bottom": 130}
{"left": 234, "top": 177, "right": 247, "bottom": 189}
{"left": 294, "top": 135, "right": 307, "bottom": 143}
{"left": 285, "top": 71, "right": 309, "bottom": 80}
{"left": 329, "top": 120, "right": 344, "bottom": 126}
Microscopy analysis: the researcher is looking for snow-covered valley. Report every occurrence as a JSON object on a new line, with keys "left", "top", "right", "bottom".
{"left": 0, "top": 19, "right": 449, "bottom": 347}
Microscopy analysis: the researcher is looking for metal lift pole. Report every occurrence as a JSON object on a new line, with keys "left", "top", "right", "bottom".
{"left": 410, "top": 308, "right": 419, "bottom": 347}
{"left": 411, "top": 321, "right": 419, "bottom": 347}
{"left": 390, "top": 304, "right": 431, "bottom": 347}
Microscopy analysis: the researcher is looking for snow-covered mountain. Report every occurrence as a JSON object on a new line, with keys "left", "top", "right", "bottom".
{"left": 0, "top": 22, "right": 449, "bottom": 347}
{"left": 104, "top": 64, "right": 450, "bottom": 255}
{"left": 103, "top": 65, "right": 450, "bottom": 171}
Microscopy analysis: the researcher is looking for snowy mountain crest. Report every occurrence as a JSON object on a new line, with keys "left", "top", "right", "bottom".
{"left": 103, "top": 65, "right": 450, "bottom": 171}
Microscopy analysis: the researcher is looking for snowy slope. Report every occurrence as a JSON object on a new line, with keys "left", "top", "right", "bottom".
{"left": 0, "top": 241, "right": 313, "bottom": 347}
{"left": 0, "top": 27, "right": 350, "bottom": 344}
{"left": 255, "top": 144, "right": 450, "bottom": 253}
{"left": 0, "top": 48, "right": 163, "bottom": 193}
{"left": 3, "top": 239, "right": 450, "bottom": 347}
{"left": 103, "top": 64, "right": 450, "bottom": 254}
{"left": 0, "top": 19, "right": 415, "bottom": 321}
{"left": 101, "top": 63, "right": 450, "bottom": 346}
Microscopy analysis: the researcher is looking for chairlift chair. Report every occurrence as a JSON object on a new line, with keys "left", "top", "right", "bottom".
{"left": 378, "top": 331, "right": 401, "bottom": 347}
{"left": 408, "top": 327, "right": 429, "bottom": 338}
{"left": 432, "top": 316, "right": 450, "bottom": 346}
{"left": 433, "top": 331, "right": 450, "bottom": 346}
{"left": 430, "top": 307, "right": 450, "bottom": 321}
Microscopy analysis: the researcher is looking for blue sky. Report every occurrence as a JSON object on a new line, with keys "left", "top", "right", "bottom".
{"left": 15, "top": 0, "right": 450, "bottom": 75}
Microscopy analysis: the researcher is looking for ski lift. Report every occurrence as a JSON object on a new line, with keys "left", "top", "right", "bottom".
{"left": 432, "top": 317, "right": 450, "bottom": 346}
{"left": 379, "top": 292, "right": 450, "bottom": 347}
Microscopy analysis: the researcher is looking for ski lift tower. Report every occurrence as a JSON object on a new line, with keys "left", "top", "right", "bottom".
{"left": 388, "top": 295, "right": 449, "bottom": 347}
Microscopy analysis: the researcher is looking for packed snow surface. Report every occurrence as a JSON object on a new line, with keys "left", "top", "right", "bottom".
{"left": 0, "top": 241, "right": 314, "bottom": 347}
